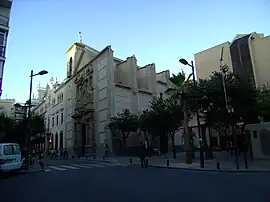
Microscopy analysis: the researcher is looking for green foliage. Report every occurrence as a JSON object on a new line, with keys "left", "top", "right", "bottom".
{"left": 0, "top": 113, "right": 45, "bottom": 147}
{"left": 139, "top": 97, "right": 183, "bottom": 138}
{"left": 197, "top": 66, "right": 259, "bottom": 135}
{"left": 108, "top": 96, "right": 184, "bottom": 151}
{"left": 108, "top": 109, "right": 139, "bottom": 145}
{"left": 0, "top": 113, "right": 14, "bottom": 142}
{"left": 29, "top": 113, "right": 45, "bottom": 136}
{"left": 256, "top": 87, "right": 270, "bottom": 122}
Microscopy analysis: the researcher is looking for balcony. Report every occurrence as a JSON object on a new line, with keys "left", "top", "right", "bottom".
{"left": 0, "top": 45, "right": 5, "bottom": 57}
{"left": 0, "top": 15, "right": 9, "bottom": 27}
{"left": 0, "top": 0, "right": 12, "bottom": 9}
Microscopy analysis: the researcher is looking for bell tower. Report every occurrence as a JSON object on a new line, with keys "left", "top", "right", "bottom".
{"left": 66, "top": 32, "right": 84, "bottom": 79}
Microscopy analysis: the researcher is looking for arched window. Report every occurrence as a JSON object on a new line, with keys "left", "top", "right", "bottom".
{"left": 68, "top": 57, "right": 73, "bottom": 77}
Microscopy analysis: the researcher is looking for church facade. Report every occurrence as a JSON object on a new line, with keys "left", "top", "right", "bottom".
{"left": 33, "top": 42, "right": 172, "bottom": 156}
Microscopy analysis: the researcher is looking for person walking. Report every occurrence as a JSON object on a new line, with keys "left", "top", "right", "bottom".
{"left": 39, "top": 151, "right": 45, "bottom": 170}
{"left": 139, "top": 138, "right": 149, "bottom": 168}
{"left": 104, "top": 144, "right": 109, "bottom": 159}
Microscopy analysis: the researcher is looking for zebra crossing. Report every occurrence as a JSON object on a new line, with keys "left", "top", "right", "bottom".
{"left": 44, "top": 162, "right": 128, "bottom": 172}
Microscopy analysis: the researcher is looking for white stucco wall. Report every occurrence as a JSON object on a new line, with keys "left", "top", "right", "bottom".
{"left": 0, "top": 99, "right": 15, "bottom": 118}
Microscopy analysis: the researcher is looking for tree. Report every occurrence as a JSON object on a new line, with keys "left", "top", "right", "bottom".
{"left": 0, "top": 113, "right": 45, "bottom": 148}
{"left": 166, "top": 71, "right": 193, "bottom": 163}
{"left": 256, "top": 87, "right": 270, "bottom": 122}
{"left": 139, "top": 97, "right": 183, "bottom": 157}
{"left": 197, "top": 66, "right": 258, "bottom": 151}
{"left": 0, "top": 113, "right": 14, "bottom": 143}
{"left": 108, "top": 109, "right": 139, "bottom": 148}
{"left": 29, "top": 113, "right": 46, "bottom": 137}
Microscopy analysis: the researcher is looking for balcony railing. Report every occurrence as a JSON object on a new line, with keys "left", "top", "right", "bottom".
{"left": 0, "top": 45, "right": 5, "bottom": 57}
{"left": 0, "top": 15, "right": 9, "bottom": 27}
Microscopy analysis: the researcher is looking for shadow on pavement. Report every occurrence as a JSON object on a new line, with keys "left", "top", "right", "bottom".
{"left": 0, "top": 170, "right": 27, "bottom": 181}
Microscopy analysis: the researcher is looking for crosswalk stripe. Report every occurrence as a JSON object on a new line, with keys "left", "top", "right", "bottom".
{"left": 72, "top": 164, "right": 92, "bottom": 168}
{"left": 60, "top": 165, "right": 80, "bottom": 169}
{"left": 98, "top": 163, "right": 117, "bottom": 167}
{"left": 48, "top": 166, "right": 67, "bottom": 171}
{"left": 84, "top": 163, "right": 104, "bottom": 168}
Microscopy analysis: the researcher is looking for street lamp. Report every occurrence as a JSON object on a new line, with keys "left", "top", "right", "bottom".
{"left": 237, "top": 117, "right": 248, "bottom": 169}
{"left": 25, "top": 70, "right": 48, "bottom": 149}
{"left": 179, "top": 58, "right": 204, "bottom": 168}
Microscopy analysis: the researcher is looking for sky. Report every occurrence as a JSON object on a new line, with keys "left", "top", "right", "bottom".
{"left": 2, "top": 0, "right": 270, "bottom": 102}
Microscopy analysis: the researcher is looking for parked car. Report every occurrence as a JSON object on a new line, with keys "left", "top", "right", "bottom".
{"left": 0, "top": 143, "right": 22, "bottom": 173}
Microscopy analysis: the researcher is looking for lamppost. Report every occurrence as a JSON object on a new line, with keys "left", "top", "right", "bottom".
{"left": 236, "top": 117, "right": 248, "bottom": 169}
{"left": 179, "top": 58, "right": 204, "bottom": 168}
{"left": 26, "top": 70, "right": 48, "bottom": 149}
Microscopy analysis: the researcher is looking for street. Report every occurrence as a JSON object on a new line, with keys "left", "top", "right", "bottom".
{"left": 1, "top": 160, "right": 270, "bottom": 202}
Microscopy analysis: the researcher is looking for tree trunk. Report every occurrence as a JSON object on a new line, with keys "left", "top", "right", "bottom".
{"left": 160, "top": 134, "right": 168, "bottom": 154}
{"left": 205, "top": 126, "right": 214, "bottom": 159}
{"left": 183, "top": 99, "right": 192, "bottom": 164}
{"left": 171, "top": 134, "right": 176, "bottom": 159}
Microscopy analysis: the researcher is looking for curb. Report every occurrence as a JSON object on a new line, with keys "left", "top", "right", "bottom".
{"left": 19, "top": 169, "right": 45, "bottom": 174}
{"left": 147, "top": 164, "right": 270, "bottom": 173}
{"left": 85, "top": 159, "right": 270, "bottom": 174}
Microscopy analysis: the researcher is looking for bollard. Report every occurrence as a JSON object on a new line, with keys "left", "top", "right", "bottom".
{"left": 103, "top": 156, "right": 105, "bottom": 160}
{"left": 167, "top": 160, "right": 169, "bottom": 167}
{"left": 130, "top": 158, "right": 132, "bottom": 164}
{"left": 216, "top": 162, "right": 220, "bottom": 171}
{"left": 85, "top": 156, "right": 88, "bottom": 160}
{"left": 72, "top": 156, "right": 74, "bottom": 160}
{"left": 93, "top": 155, "right": 96, "bottom": 160}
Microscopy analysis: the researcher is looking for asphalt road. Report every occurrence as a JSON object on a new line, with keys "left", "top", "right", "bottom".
{"left": 1, "top": 162, "right": 270, "bottom": 202}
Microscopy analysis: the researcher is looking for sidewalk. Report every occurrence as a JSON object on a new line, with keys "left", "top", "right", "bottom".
{"left": 89, "top": 154, "right": 270, "bottom": 173}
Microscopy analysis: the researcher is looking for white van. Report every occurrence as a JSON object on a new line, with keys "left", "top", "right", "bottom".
{"left": 0, "top": 143, "right": 22, "bottom": 172}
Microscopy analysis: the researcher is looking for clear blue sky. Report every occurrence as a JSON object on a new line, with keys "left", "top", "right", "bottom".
{"left": 3, "top": 0, "right": 270, "bottom": 102}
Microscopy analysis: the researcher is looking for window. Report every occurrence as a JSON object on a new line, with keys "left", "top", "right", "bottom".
{"left": 4, "top": 145, "right": 13, "bottom": 155}
{"left": 0, "top": 61, "right": 3, "bottom": 82}
{"left": 13, "top": 145, "right": 20, "bottom": 154}
{"left": 0, "top": 31, "right": 6, "bottom": 57}
{"left": 68, "top": 57, "right": 73, "bottom": 77}
{"left": 52, "top": 117, "right": 54, "bottom": 127}
{"left": 61, "top": 112, "right": 63, "bottom": 124}
{"left": 56, "top": 115, "right": 59, "bottom": 126}
{"left": 160, "top": 93, "right": 163, "bottom": 99}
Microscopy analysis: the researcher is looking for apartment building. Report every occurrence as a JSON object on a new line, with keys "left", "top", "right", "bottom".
{"left": 194, "top": 32, "right": 270, "bottom": 88}
{"left": 0, "top": 0, "right": 12, "bottom": 96}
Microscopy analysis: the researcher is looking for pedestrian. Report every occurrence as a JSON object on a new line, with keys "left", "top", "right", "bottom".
{"left": 104, "top": 144, "right": 109, "bottom": 158}
{"left": 39, "top": 151, "right": 45, "bottom": 170}
{"left": 63, "top": 148, "right": 68, "bottom": 159}
{"left": 139, "top": 138, "right": 149, "bottom": 168}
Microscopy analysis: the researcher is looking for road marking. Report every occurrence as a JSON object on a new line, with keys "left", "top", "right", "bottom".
{"left": 84, "top": 163, "right": 104, "bottom": 168}
{"left": 60, "top": 165, "right": 80, "bottom": 169}
{"left": 48, "top": 166, "right": 67, "bottom": 171}
{"left": 99, "top": 162, "right": 127, "bottom": 167}
{"left": 98, "top": 163, "right": 118, "bottom": 167}
{"left": 72, "top": 164, "right": 93, "bottom": 168}
{"left": 44, "top": 169, "right": 52, "bottom": 172}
